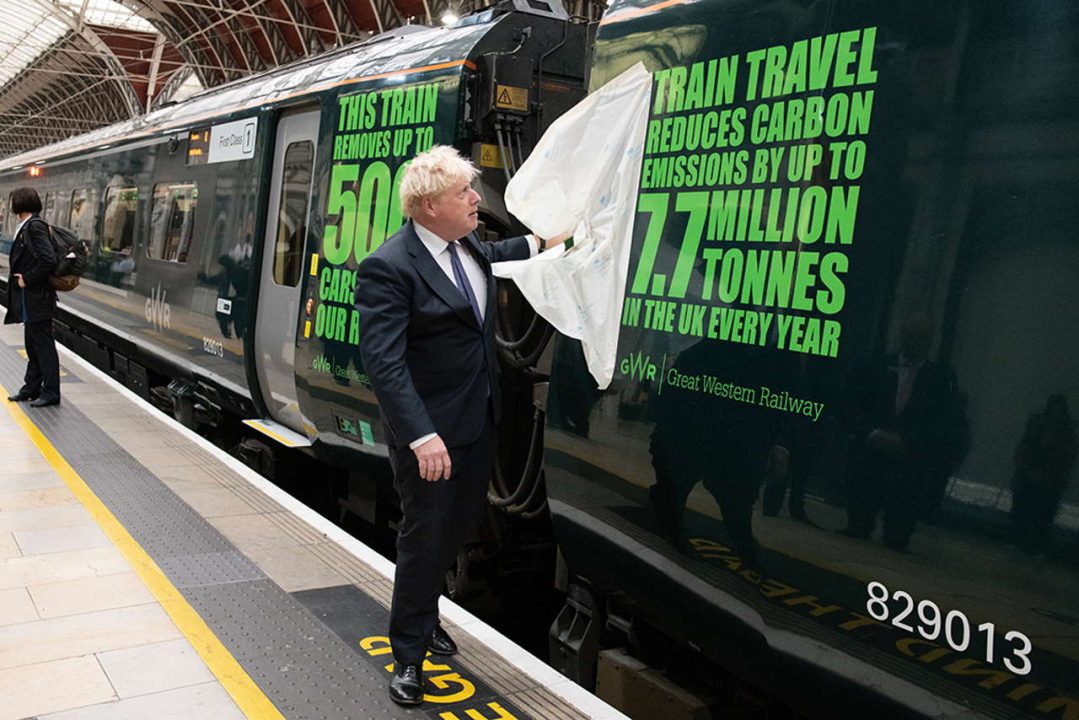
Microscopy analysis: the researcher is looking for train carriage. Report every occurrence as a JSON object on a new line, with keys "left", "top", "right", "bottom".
{"left": 544, "top": 1, "right": 1079, "bottom": 718}
{"left": 0, "top": 0, "right": 586, "bottom": 438}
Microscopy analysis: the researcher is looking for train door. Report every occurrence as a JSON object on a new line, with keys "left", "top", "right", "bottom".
{"left": 253, "top": 110, "right": 319, "bottom": 437}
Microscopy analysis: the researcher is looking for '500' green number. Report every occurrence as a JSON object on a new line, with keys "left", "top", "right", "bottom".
{"left": 323, "top": 161, "right": 407, "bottom": 265}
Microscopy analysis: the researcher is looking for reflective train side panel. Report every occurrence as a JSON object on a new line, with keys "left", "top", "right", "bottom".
{"left": 546, "top": 1, "right": 1079, "bottom": 717}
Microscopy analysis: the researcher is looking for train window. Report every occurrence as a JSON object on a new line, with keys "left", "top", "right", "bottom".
{"left": 0, "top": 195, "right": 10, "bottom": 237}
{"left": 68, "top": 188, "right": 99, "bottom": 247}
{"left": 102, "top": 187, "right": 138, "bottom": 254}
{"left": 147, "top": 182, "right": 198, "bottom": 263}
{"left": 272, "top": 140, "right": 313, "bottom": 287}
{"left": 47, "top": 191, "right": 70, "bottom": 229}
{"left": 43, "top": 191, "right": 57, "bottom": 225}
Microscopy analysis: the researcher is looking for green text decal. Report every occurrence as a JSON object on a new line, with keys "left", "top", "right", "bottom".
{"left": 622, "top": 28, "right": 879, "bottom": 359}
{"left": 314, "top": 80, "right": 443, "bottom": 346}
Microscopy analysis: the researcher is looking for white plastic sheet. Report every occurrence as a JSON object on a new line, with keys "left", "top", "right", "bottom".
{"left": 491, "top": 62, "right": 652, "bottom": 389}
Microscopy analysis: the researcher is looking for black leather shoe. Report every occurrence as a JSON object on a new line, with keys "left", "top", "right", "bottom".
{"left": 427, "top": 624, "right": 457, "bottom": 656}
{"left": 389, "top": 664, "right": 423, "bottom": 705}
{"left": 6, "top": 391, "right": 37, "bottom": 402}
{"left": 29, "top": 396, "right": 60, "bottom": 407}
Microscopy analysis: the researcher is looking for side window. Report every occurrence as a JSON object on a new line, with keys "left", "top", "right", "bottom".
{"left": 147, "top": 182, "right": 197, "bottom": 263}
{"left": 3, "top": 193, "right": 13, "bottom": 235}
{"left": 102, "top": 187, "right": 138, "bottom": 254}
{"left": 52, "top": 192, "right": 71, "bottom": 229}
{"left": 43, "top": 192, "right": 57, "bottom": 225}
{"left": 273, "top": 141, "right": 314, "bottom": 287}
{"left": 68, "top": 188, "right": 99, "bottom": 247}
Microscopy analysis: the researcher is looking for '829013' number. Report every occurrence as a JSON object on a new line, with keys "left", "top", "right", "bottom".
{"left": 866, "top": 581, "right": 1032, "bottom": 675}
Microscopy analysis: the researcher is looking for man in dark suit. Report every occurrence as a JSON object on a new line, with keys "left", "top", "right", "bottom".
{"left": 842, "top": 315, "right": 968, "bottom": 550}
{"left": 4, "top": 187, "right": 60, "bottom": 407}
{"left": 355, "top": 146, "right": 567, "bottom": 705}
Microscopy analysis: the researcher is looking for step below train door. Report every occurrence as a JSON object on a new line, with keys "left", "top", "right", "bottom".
{"left": 248, "top": 109, "right": 319, "bottom": 446}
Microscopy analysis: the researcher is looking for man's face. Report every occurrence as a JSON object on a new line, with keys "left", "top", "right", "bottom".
{"left": 425, "top": 176, "right": 480, "bottom": 240}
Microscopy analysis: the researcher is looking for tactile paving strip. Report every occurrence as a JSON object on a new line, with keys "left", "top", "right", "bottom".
{"left": 0, "top": 338, "right": 592, "bottom": 720}
{"left": 0, "top": 344, "right": 425, "bottom": 720}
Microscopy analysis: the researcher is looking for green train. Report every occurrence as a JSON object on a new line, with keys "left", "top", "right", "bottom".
{"left": 1, "top": 1, "right": 1077, "bottom": 718}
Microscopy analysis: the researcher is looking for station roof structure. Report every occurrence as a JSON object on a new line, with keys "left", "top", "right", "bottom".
{"left": 0, "top": 0, "right": 458, "bottom": 159}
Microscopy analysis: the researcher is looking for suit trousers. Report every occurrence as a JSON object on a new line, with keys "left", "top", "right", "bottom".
{"left": 387, "top": 414, "right": 494, "bottom": 666}
{"left": 21, "top": 320, "right": 60, "bottom": 401}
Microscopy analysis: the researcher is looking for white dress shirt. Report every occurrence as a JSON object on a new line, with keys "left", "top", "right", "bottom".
{"left": 413, "top": 222, "right": 490, "bottom": 321}
{"left": 407, "top": 223, "right": 538, "bottom": 449}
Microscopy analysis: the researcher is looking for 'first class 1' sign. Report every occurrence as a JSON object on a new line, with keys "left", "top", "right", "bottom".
{"left": 206, "top": 117, "right": 258, "bottom": 164}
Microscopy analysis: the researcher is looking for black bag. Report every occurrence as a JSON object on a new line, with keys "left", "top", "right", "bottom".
{"left": 39, "top": 221, "right": 88, "bottom": 292}
{"left": 48, "top": 224, "right": 88, "bottom": 276}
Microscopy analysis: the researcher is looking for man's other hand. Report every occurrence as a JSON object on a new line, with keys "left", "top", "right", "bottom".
{"left": 414, "top": 434, "right": 452, "bottom": 481}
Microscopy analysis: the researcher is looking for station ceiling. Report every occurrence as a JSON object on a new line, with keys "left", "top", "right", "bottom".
{"left": 0, "top": 0, "right": 603, "bottom": 159}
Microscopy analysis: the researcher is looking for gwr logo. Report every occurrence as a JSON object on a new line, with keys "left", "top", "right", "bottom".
{"left": 144, "top": 283, "right": 171, "bottom": 332}
{"left": 619, "top": 351, "right": 658, "bottom": 382}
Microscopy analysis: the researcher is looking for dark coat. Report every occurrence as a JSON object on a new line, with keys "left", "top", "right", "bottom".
{"left": 355, "top": 220, "right": 531, "bottom": 448}
{"left": 852, "top": 354, "right": 967, "bottom": 461}
{"left": 4, "top": 215, "right": 57, "bottom": 325}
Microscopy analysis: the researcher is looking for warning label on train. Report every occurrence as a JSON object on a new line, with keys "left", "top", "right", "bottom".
{"left": 495, "top": 85, "right": 529, "bottom": 112}
{"left": 479, "top": 143, "right": 503, "bottom": 168}
{"left": 620, "top": 27, "right": 880, "bottom": 360}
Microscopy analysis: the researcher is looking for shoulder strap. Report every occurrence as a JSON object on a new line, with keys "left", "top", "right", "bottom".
{"left": 27, "top": 216, "right": 51, "bottom": 238}
{"left": 21, "top": 217, "right": 52, "bottom": 261}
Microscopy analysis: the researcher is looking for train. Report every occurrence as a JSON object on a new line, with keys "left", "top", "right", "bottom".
{"left": 1, "top": 0, "right": 1077, "bottom": 718}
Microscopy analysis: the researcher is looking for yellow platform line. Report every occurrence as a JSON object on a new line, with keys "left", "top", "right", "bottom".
{"left": 1, "top": 383, "right": 285, "bottom": 720}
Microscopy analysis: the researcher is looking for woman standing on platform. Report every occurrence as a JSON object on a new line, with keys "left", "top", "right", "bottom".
{"left": 4, "top": 187, "right": 60, "bottom": 407}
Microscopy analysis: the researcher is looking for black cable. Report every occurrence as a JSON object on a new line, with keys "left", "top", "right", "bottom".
{"left": 494, "top": 123, "right": 513, "bottom": 183}
{"left": 519, "top": 499, "right": 549, "bottom": 522}
{"left": 496, "top": 311, "right": 542, "bottom": 351}
{"left": 499, "top": 120, "right": 517, "bottom": 174}
{"left": 497, "top": 322, "right": 553, "bottom": 369}
{"left": 517, "top": 472, "right": 550, "bottom": 521}
{"left": 512, "top": 122, "right": 526, "bottom": 171}
{"left": 489, "top": 408, "right": 544, "bottom": 507}
{"left": 535, "top": 21, "right": 569, "bottom": 131}
{"left": 503, "top": 465, "right": 548, "bottom": 515}
{"left": 515, "top": 323, "right": 554, "bottom": 368}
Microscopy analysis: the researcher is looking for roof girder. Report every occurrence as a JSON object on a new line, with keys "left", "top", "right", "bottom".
{"left": 0, "top": 0, "right": 442, "bottom": 159}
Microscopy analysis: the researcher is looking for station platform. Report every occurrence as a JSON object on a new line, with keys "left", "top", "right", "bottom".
{"left": 0, "top": 321, "right": 625, "bottom": 720}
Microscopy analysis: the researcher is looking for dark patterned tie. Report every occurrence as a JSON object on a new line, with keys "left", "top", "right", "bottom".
{"left": 446, "top": 242, "right": 483, "bottom": 326}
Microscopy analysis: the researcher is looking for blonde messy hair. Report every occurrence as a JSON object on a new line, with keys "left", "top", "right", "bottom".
{"left": 399, "top": 145, "right": 480, "bottom": 218}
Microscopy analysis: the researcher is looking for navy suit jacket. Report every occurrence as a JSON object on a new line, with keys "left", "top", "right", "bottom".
{"left": 355, "top": 220, "right": 531, "bottom": 448}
